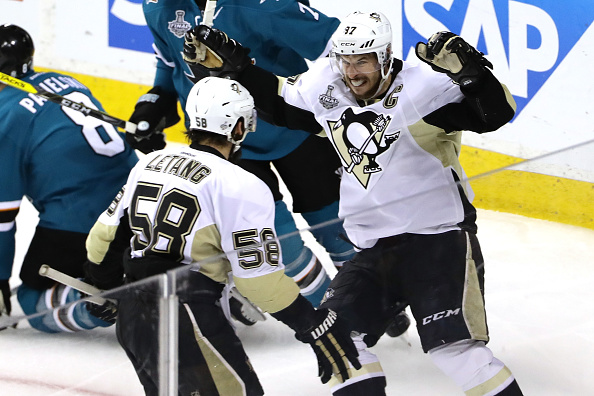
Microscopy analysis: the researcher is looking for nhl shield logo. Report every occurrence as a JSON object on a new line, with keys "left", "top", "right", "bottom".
{"left": 168, "top": 10, "right": 192, "bottom": 38}
{"left": 319, "top": 85, "right": 339, "bottom": 109}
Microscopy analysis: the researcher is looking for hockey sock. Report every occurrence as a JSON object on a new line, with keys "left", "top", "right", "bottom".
{"left": 430, "top": 340, "right": 523, "bottom": 395}
{"left": 275, "top": 200, "right": 331, "bottom": 307}
{"left": 328, "top": 334, "right": 387, "bottom": 395}
{"left": 300, "top": 201, "right": 355, "bottom": 268}
{"left": 17, "top": 283, "right": 113, "bottom": 333}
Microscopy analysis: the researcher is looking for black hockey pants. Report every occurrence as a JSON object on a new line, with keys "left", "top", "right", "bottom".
{"left": 116, "top": 270, "right": 264, "bottom": 396}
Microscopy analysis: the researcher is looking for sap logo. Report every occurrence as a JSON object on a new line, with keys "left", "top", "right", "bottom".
{"left": 422, "top": 308, "right": 460, "bottom": 325}
{"left": 401, "top": 0, "right": 594, "bottom": 118}
{"left": 108, "top": 0, "right": 154, "bottom": 53}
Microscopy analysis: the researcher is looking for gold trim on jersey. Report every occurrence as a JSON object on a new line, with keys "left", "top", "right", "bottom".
{"left": 465, "top": 365, "right": 514, "bottom": 396}
{"left": 86, "top": 221, "right": 118, "bottom": 264}
{"left": 190, "top": 224, "right": 231, "bottom": 284}
{"left": 327, "top": 361, "right": 385, "bottom": 390}
{"left": 408, "top": 119, "right": 470, "bottom": 196}
{"left": 234, "top": 271, "right": 300, "bottom": 314}
{"left": 462, "top": 233, "right": 488, "bottom": 341}
{"left": 183, "top": 304, "right": 248, "bottom": 396}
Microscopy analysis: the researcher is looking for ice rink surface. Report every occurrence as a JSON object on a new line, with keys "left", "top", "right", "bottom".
{"left": 1, "top": 200, "right": 593, "bottom": 395}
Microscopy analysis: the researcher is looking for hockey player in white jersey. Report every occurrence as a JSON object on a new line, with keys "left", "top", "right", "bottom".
{"left": 184, "top": 10, "right": 523, "bottom": 396}
{"left": 84, "top": 77, "right": 360, "bottom": 395}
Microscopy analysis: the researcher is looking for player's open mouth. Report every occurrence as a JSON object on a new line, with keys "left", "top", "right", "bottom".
{"left": 349, "top": 78, "right": 366, "bottom": 87}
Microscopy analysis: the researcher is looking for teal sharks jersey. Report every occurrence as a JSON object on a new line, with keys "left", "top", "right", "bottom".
{"left": 143, "top": 0, "right": 340, "bottom": 160}
{"left": 0, "top": 71, "right": 138, "bottom": 279}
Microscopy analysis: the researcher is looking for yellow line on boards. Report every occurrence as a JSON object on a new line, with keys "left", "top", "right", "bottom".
{"left": 34, "top": 67, "right": 594, "bottom": 230}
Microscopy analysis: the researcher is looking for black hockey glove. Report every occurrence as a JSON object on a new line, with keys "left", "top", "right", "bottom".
{"left": 82, "top": 261, "right": 121, "bottom": 325}
{"left": 83, "top": 260, "right": 124, "bottom": 291}
{"left": 85, "top": 298, "right": 118, "bottom": 325}
{"left": 415, "top": 31, "right": 493, "bottom": 88}
{"left": 272, "top": 295, "right": 361, "bottom": 384}
{"left": 183, "top": 25, "right": 252, "bottom": 82}
{"left": 0, "top": 279, "right": 11, "bottom": 317}
{"left": 126, "top": 86, "right": 180, "bottom": 154}
{"left": 296, "top": 308, "right": 362, "bottom": 383}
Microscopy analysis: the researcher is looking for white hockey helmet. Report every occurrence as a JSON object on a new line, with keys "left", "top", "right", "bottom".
{"left": 185, "top": 77, "right": 256, "bottom": 149}
{"left": 330, "top": 11, "right": 394, "bottom": 81}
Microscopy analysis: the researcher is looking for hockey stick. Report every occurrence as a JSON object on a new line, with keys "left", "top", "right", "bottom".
{"left": 202, "top": 0, "right": 217, "bottom": 27}
{"left": 38, "top": 264, "right": 113, "bottom": 305}
{"left": 193, "top": 0, "right": 218, "bottom": 62}
{"left": 346, "top": 130, "right": 377, "bottom": 173}
{"left": 0, "top": 71, "right": 138, "bottom": 133}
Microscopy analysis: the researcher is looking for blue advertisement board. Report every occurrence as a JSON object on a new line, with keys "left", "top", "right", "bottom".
{"left": 401, "top": 0, "right": 594, "bottom": 117}
{"left": 108, "top": 0, "right": 154, "bottom": 53}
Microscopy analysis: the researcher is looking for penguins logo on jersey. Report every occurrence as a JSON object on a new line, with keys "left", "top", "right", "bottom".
{"left": 328, "top": 108, "right": 399, "bottom": 188}
{"left": 168, "top": 10, "right": 192, "bottom": 38}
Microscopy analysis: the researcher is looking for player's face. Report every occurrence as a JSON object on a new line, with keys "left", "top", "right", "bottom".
{"left": 340, "top": 53, "right": 382, "bottom": 100}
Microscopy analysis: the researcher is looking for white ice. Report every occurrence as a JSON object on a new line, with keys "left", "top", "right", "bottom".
{"left": 1, "top": 197, "right": 593, "bottom": 395}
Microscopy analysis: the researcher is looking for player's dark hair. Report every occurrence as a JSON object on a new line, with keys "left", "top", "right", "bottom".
{"left": 0, "top": 24, "right": 34, "bottom": 78}
{"left": 184, "top": 129, "right": 229, "bottom": 147}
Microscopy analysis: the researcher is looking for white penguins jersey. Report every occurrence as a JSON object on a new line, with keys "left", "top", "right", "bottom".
{"left": 278, "top": 58, "right": 515, "bottom": 248}
{"left": 86, "top": 144, "right": 300, "bottom": 313}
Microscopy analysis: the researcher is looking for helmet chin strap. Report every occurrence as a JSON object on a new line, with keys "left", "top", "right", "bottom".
{"left": 229, "top": 120, "right": 246, "bottom": 153}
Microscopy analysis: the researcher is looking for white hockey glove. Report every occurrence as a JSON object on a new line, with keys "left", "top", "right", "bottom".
{"left": 183, "top": 25, "right": 252, "bottom": 82}
{"left": 415, "top": 31, "right": 493, "bottom": 88}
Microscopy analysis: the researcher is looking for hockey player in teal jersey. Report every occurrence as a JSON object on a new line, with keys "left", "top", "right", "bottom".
{"left": 127, "top": 0, "right": 356, "bottom": 316}
{"left": 0, "top": 25, "right": 138, "bottom": 332}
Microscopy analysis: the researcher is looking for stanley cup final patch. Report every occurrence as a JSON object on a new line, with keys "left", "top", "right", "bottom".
{"left": 319, "top": 85, "right": 339, "bottom": 109}
{"left": 169, "top": 10, "right": 192, "bottom": 38}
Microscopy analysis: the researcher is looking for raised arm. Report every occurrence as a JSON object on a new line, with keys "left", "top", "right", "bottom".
{"left": 416, "top": 31, "right": 516, "bottom": 133}
{"left": 183, "top": 26, "right": 322, "bottom": 134}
